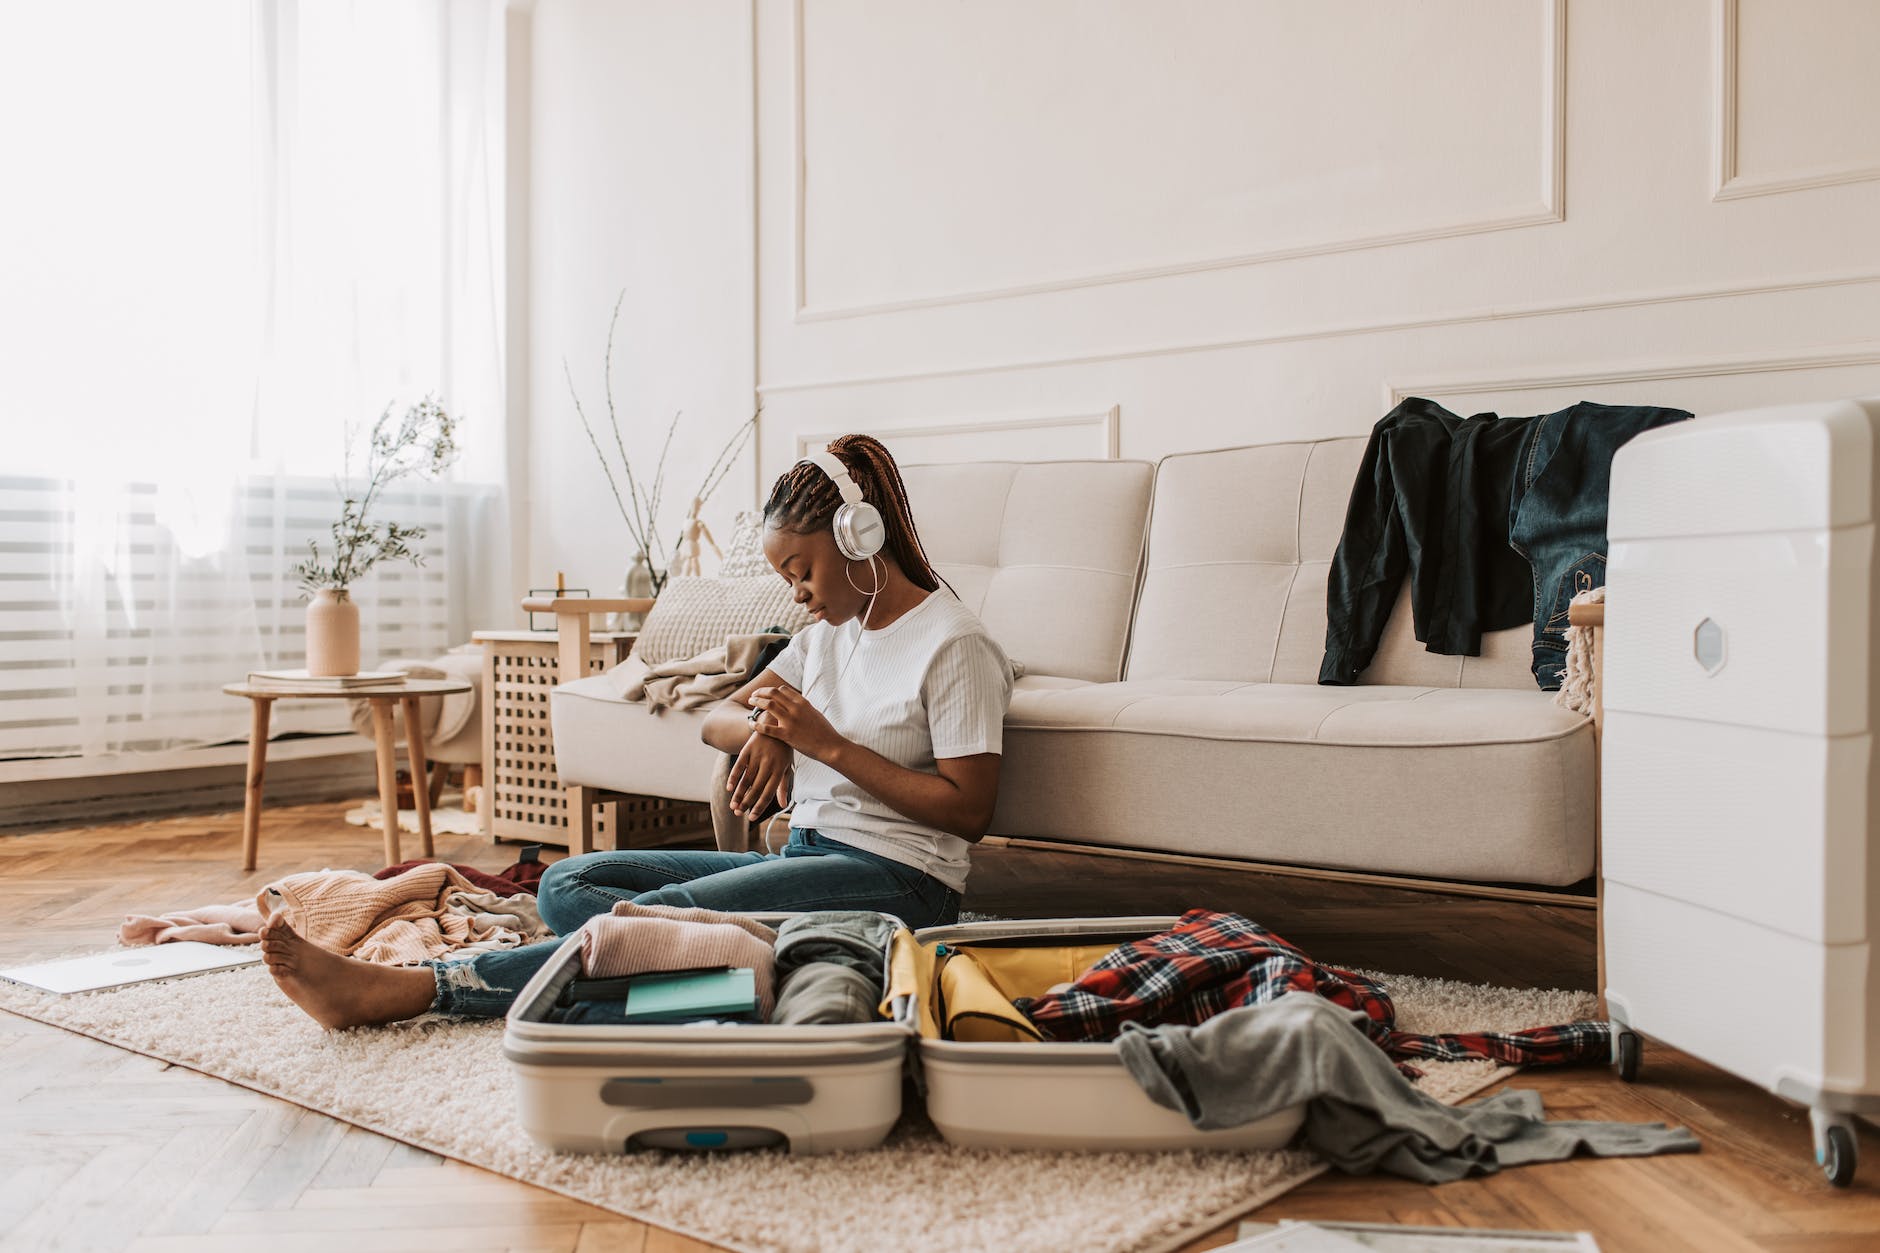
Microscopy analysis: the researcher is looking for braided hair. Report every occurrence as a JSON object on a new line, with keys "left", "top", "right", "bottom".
{"left": 764, "top": 434, "right": 952, "bottom": 595}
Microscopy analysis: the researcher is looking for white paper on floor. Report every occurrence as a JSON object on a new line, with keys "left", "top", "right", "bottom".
{"left": 1233, "top": 1221, "right": 1601, "bottom": 1252}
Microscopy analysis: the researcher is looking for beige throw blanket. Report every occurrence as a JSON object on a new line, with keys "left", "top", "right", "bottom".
{"left": 607, "top": 632, "right": 780, "bottom": 713}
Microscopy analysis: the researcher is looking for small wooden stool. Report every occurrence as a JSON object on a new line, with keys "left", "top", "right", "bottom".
{"left": 223, "top": 677, "right": 474, "bottom": 872}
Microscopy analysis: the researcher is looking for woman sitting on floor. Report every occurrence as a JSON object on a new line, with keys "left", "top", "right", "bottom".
{"left": 262, "top": 434, "right": 1013, "bottom": 1029}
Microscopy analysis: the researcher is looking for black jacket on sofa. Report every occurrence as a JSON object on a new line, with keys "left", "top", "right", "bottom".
{"left": 1318, "top": 397, "right": 1537, "bottom": 685}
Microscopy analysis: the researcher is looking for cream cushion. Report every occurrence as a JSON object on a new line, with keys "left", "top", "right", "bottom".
{"left": 901, "top": 460, "right": 1153, "bottom": 683}
{"left": 634, "top": 575, "right": 809, "bottom": 666}
{"left": 991, "top": 676, "right": 1595, "bottom": 886}
{"left": 550, "top": 672, "right": 720, "bottom": 803}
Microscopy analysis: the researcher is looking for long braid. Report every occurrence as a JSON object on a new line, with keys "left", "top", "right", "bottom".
{"left": 764, "top": 435, "right": 953, "bottom": 596}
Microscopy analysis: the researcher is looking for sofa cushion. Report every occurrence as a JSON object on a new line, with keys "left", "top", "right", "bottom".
{"left": 634, "top": 575, "right": 810, "bottom": 666}
{"left": 1125, "top": 439, "right": 1536, "bottom": 689}
{"left": 901, "top": 459, "right": 1153, "bottom": 683}
{"left": 994, "top": 679, "right": 1593, "bottom": 886}
{"left": 550, "top": 673, "right": 722, "bottom": 804}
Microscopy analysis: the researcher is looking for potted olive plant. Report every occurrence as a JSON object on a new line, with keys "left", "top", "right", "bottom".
{"left": 294, "top": 396, "right": 460, "bottom": 675}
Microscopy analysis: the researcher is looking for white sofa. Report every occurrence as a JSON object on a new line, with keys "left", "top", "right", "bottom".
{"left": 552, "top": 436, "right": 1595, "bottom": 889}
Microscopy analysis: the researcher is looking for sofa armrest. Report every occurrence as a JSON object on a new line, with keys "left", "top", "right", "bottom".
{"left": 517, "top": 596, "right": 656, "bottom": 687}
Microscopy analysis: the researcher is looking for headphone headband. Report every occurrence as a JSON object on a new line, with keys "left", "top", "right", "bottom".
{"left": 797, "top": 449, "right": 863, "bottom": 507}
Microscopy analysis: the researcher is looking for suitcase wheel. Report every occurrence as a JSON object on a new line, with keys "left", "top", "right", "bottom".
{"left": 1817, "top": 1119, "right": 1857, "bottom": 1188}
{"left": 1613, "top": 1029, "right": 1641, "bottom": 1083}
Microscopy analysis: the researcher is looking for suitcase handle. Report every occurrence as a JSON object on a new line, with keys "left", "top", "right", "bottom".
{"left": 601, "top": 1076, "right": 814, "bottom": 1108}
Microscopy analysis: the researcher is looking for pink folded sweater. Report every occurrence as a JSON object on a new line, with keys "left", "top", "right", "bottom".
{"left": 580, "top": 902, "right": 779, "bottom": 1018}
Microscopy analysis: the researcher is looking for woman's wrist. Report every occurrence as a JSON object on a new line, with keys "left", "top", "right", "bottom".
{"left": 817, "top": 734, "right": 855, "bottom": 772}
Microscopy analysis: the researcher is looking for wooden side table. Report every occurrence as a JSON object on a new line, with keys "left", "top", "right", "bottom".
{"left": 474, "top": 629, "right": 635, "bottom": 850}
{"left": 223, "top": 677, "right": 474, "bottom": 872}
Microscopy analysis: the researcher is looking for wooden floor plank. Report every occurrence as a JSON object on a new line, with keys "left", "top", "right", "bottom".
{"left": 309, "top": 1124, "right": 400, "bottom": 1190}
{"left": 573, "top": 1223, "right": 650, "bottom": 1253}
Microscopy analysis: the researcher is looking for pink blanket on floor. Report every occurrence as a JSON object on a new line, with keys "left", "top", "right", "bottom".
{"left": 119, "top": 901, "right": 266, "bottom": 947}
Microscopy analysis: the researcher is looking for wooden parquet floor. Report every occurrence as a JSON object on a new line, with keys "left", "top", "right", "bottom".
{"left": 1, "top": 802, "right": 1876, "bottom": 1252}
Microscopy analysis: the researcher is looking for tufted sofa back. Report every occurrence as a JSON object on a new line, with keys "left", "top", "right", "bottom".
{"left": 1122, "top": 438, "right": 1536, "bottom": 689}
{"left": 900, "top": 460, "right": 1154, "bottom": 683}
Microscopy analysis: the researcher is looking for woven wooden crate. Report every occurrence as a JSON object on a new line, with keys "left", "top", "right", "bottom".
{"left": 475, "top": 631, "right": 711, "bottom": 848}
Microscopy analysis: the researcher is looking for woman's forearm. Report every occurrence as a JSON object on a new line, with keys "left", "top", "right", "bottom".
{"left": 823, "top": 739, "right": 991, "bottom": 841}
{"left": 700, "top": 701, "right": 754, "bottom": 754}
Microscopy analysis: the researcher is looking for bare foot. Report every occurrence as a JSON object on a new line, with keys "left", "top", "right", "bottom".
{"left": 259, "top": 915, "right": 435, "bottom": 1029}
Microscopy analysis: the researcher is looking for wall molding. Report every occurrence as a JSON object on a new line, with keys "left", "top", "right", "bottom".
{"left": 789, "top": 0, "right": 1566, "bottom": 322}
{"left": 1384, "top": 341, "right": 1880, "bottom": 409}
{"left": 1712, "top": 0, "right": 1880, "bottom": 201}
{"left": 793, "top": 406, "right": 1121, "bottom": 461}
{"left": 757, "top": 269, "right": 1880, "bottom": 396}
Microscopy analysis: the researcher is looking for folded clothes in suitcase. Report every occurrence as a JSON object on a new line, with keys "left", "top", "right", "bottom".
{"left": 502, "top": 913, "right": 1306, "bottom": 1155}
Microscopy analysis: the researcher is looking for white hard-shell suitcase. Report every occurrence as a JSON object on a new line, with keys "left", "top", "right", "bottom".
{"left": 1601, "top": 396, "right": 1880, "bottom": 1186}
{"left": 503, "top": 913, "right": 1306, "bottom": 1155}
{"left": 905, "top": 916, "right": 1305, "bottom": 1151}
{"left": 503, "top": 915, "right": 911, "bottom": 1154}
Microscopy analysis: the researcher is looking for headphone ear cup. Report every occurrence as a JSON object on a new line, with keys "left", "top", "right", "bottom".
{"left": 833, "top": 502, "right": 886, "bottom": 561}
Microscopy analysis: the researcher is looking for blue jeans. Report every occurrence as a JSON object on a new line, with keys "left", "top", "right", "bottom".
{"left": 1508, "top": 401, "right": 1691, "bottom": 688}
{"left": 428, "top": 828, "right": 960, "bottom": 1020}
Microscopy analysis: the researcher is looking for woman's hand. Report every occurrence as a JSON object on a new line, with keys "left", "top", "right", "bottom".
{"left": 748, "top": 684, "right": 844, "bottom": 763}
{"left": 727, "top": 731, "right": 793, "bottom": 819}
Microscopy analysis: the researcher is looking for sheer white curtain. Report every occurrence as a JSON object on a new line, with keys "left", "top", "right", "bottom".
{"left": 0, "top": 0, "right": 508, "bottom": 760}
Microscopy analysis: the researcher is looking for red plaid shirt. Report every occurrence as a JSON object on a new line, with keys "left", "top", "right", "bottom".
{"left": 1016, "top": 909, "right": 1608, "bottom": 1073}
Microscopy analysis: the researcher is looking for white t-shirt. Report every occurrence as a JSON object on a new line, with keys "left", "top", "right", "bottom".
{"left": 766, "top": 589, "right": 1012, "bottom": 891}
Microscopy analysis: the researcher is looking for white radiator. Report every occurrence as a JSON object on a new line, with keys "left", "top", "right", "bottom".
{"left": 0, "top": 474, "right": 458, "bottom": 759}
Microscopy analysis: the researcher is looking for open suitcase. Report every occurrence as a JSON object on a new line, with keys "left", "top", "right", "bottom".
{"left": 503, "top": 913, "right": 1306, "bottom": 1155}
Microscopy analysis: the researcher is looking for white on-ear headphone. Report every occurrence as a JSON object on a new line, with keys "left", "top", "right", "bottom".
{"left": 797, "top": 447, "right": 886, "bottom": 561}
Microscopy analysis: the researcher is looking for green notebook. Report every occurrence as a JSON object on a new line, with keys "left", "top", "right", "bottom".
{"left": 620, "top": 967, "right": 760, "bottom": 1024}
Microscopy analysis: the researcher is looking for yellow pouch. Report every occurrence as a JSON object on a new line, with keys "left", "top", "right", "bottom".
{"left": 882, "top": 929, "right": 941, "bottom": 1038}
{"left": 881, "top": 932, "right": 1116, "bottom": 1042}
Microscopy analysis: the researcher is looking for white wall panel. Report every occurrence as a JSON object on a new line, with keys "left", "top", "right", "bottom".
{"left": 794, "top": 0, "right": 1560, "bottom": 318}
{"left": 1718, "top": 0, "right": 1880, "bottom": 199}
{"left": 793, "top": 409, "right": 1118, "bottom": 465}
{"left": 524, "top": 0, "right": 756, "bottom": 602}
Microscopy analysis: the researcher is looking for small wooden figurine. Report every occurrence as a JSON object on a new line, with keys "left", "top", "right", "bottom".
{"left": 672, "top": 497, "right": 722, "bottom": 578}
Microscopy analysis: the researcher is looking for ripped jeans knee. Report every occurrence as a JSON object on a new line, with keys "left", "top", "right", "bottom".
{"left": 427, "top": 938, "right": 565, "bottom": 1019}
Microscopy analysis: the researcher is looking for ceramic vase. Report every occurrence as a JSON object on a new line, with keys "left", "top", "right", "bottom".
{"left": 305, "top": 587, "right": 361, "bottom": 676}
{"left": 621, "top": 551, "right": 655, "bottom": 632}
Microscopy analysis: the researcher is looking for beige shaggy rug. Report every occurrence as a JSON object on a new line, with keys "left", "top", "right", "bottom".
{"left": 0, "top": 961, "right": 1595, "bottom": 1253}
{"left": 344, "top": 800, "right": 485, "bottom": 837}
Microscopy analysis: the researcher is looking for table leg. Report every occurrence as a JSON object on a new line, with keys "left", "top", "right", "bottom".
{"left": 401, "top": 695, "right": 435, "bottom": 859}
{"left": 242, "top": 697, "right": 273, "bottom": 872}
{"left": 369, "top": 699, "right": 403, "bottom": 867}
